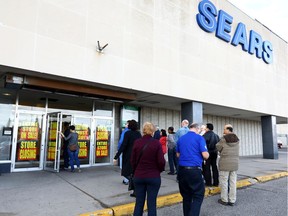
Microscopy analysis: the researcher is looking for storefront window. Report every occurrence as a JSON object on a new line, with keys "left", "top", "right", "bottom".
{"left": 0, "top": 104, "right": 15, "bottom": 160}
{"left": 95, "top": 119, "right": 113, "bottom": 163}
{"left": 73, "top": 117, "right": 91, "bottom": 166}
{"left": 15, "top": 113, "right": 43, "bottom": 168}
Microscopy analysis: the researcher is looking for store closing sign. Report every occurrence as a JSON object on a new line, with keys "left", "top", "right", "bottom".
{"left": 196, "top": 0, "right": 273, "bottom": 64}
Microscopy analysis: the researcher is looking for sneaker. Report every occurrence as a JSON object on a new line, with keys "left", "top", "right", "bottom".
{"left": 228, "top": 202, "right": 235, "bottom": 206}
{"left": 218, "top": 199, "right": 228, "bottom": 206}
{"left": 77, "top": 168, "right": 81, "bottom": 173}
{"left": 122, "top": 180, "right": 129, "bottom": 185}
{"left": 167, "top": 172, "right": 175, "bottom": 175}
{"left": 71, "top": 170, "right": 75, "bottom": 173}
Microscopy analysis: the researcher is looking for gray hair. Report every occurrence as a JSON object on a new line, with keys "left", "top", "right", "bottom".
{"left": 189, "top": 123, "right": 200, "bottom": 129}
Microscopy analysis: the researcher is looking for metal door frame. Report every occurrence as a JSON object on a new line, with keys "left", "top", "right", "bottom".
{"left": 43, "top": 112, "right": 63, "bottom": 172}
{"left": 10, "top": 110, "right": 46, "bottom": 172}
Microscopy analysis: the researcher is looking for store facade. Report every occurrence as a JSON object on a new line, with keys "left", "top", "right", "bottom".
{"left": 0, "top": 91, "right": 115, "bottom": 172}
{"left": 0, "top": 0, "right": 287, "bottom": 173}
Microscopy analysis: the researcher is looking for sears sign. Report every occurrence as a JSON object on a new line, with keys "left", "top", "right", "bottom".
{"left": 196, "top": 0, "right": 273, "bottom": 64}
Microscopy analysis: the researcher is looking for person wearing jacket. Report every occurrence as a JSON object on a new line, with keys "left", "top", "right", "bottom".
{"left": 167, "top": 126, "right": 178, "bottom": 175}
{"left": 117, "top": 120, "right": 131, "bottom": 185}
{"left": 159, "top": 129, "right": 167, "bottom": 155}
{"left": 114, "top": 119, "right": 141, "bottom": 197}
{"left": 131, "top": 122, "right": 165, "bottom": 216}
{"left": 202, "top": 123, "right": 220, "bottom": 186}
{"left": 59, "top": 125, "right": 80, "bottom": 173}
{"left": 216, "top": 124, "right": 240, "bottom": 206}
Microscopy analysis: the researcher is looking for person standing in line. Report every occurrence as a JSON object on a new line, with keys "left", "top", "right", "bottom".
{"left": 175, "top": 119, "right": 189, "bottom": 182}
{"left": 131, "top": 122, "right": 165, "bottom": 216}
{"left": 176, "top": 123, "right": 209, "bottom": 216}
{"left": 153, "top": 126, "right": 160, "bottom": 140}
{"left": 59, "top": 125, "right": 81, "bottom": 173}
{"left": 159, "top": 129, "right": 167, "bottom": 155}
{"left": 202, "top": 123, "right": 220, "bottom": 187}
{"left": 216, "top": 124, "right": 240, "bottom": 206}
{"left": 114, "top": 119, "right": 141, "bottom": 197}
{"left": 62, "top": 122, "right": 70, "bottom": 170}
{"left": 118, "top": 120, "right": 131, "bottom": 185}
{"left": 175, "top": 119, "right": 189, "bottom": 143}
{"left": 199, "top": 124, "right": 207, "bottom": 136}
{"left": 167, "top": 126, "right": 178, "bottom": 175}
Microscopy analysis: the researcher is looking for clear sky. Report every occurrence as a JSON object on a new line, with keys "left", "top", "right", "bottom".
{"left": 228, "top": 0, "right": 288, "bottom": 42}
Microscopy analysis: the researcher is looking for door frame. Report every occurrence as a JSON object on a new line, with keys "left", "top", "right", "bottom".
{"left": 10, "top": 110, "right": 46, "bottom": 172}
{"left": 43, "top": 112, "right": 64, "bottom": 172}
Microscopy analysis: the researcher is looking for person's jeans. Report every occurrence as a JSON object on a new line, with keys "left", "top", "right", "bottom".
{"left": 203, "top": 152, "right": 219, "bottom": 186}
{"left": 133, "top": 177, "right": 161, "bottom": 216}
{"left": 178, "top": 166, "right": 205, "bottom": 216}
{"left": 219, "top": 171, "right": 237, "bottom": 203}
{"left": 68, "top": 148, "right": 80, "bottom": 171}
{"left": 168, "top": 147, "right": 178, "bottom": 173}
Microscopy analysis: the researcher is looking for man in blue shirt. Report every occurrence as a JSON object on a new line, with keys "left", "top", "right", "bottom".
{"left": 176, "top": 123, "right": 209, "bottom": 216}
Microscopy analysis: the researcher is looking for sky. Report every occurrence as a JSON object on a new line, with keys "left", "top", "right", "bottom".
{"left": 228, "top": 0, "right": 288, "bottom": 42}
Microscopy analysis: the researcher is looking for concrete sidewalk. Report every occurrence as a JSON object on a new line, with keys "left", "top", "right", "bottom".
{"left": 0, "top": 148, "right": 287, "bottom": 216}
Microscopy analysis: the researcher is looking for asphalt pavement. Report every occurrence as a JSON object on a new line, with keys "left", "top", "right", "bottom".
{"left": 0, "top": 147, "right": 287, "bottom": 216}
{"left": 147, "top": 177, "right": 288, "bottom": 216}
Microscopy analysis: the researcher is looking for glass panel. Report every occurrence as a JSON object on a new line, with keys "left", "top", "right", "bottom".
{"left": 94, "top": 102, "right": 113, "bottom": 117}
{"left": 15, "top": 113, "right": 43, "bottom": 168}
{"left": 44, "top": 113, "right": 61, "bottom": 171}
{"left": 95, "top": 119, "right": 113, "bottom": 163}
{"left": 73, "top": 117, "right": 91, "bottom": 166}
{"left": 59, "top": 115, "right": 72, "bottom": 169}
{"left": 0, "top": 104, "right": 15, "bottom": 160}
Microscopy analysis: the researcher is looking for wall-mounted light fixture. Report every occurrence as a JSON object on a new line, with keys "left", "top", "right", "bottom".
{"left": 5, "top": 73, "right": 24, "bottom": 89}
{"left": 96, "top": 41, "right": 108, "bottom": 53}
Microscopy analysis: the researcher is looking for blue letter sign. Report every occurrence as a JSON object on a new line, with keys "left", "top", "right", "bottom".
{"left": 196, "top": 0, "right": 273, "bottom": 64}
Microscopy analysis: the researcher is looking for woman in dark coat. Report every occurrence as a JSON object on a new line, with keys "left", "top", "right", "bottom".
{"left": 114, "top": 120, "right": 141, "bottom": 196}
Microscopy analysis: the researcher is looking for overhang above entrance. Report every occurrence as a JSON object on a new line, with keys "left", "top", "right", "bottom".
{"left": 6, "top": 74, "right": 136, "bottom": 101}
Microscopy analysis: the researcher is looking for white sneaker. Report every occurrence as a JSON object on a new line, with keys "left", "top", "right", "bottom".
{"left": 77, "top": 168, "right": 81, "bottom": 173}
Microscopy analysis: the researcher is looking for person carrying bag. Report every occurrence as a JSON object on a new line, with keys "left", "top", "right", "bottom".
{"left": 130, "top": 122, "right": 166, "bottom": 216}
{"left": 128, "top": 138, "right": 153, "bottom": 191}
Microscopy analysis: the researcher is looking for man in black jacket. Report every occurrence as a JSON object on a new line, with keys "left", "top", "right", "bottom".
{"left": 202, "top": 123, "right": 220, "bottom": 186}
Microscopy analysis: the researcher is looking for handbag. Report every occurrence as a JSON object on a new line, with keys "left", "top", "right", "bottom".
{"left": 68, "top": 144, "right": 78, "bottom": 151}
{"left": 128, "top": 138, "right": 153, "bottom": 191}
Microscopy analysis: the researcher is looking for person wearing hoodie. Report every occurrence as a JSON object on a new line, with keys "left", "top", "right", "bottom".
{"left": 216, "top": 124, "right": 240, "bottom": 206}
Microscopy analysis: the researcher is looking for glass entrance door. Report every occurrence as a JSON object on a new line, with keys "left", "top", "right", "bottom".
{"left": 44, "top": 112, "right": 63, "bottom": 172}
{"left": 44, "top": 113, "right": 93, "bottom": 171}
{"left": 94, "top": 118, "right": 113, "bottom": 164}
{"left": 11, "top": 111, "right": 45, "bottom": 171}
{"left": 71, "top": 116, "right": 93, "bottom": 167}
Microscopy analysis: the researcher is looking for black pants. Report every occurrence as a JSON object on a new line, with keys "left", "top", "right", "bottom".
{"left": 178, "top": 166, "right": 205, "bottom": 216}
{"left": 203, "top": 152, "right": 219, "bottom": 186}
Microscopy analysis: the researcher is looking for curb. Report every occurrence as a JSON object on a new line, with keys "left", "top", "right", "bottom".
{"left": 79, "top": 172, "right": 288, "bottom": 216}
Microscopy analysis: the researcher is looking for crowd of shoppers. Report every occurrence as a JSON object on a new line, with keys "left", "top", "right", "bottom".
{"left": 112, "top": 119, "right": 239, "bottom": 216}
